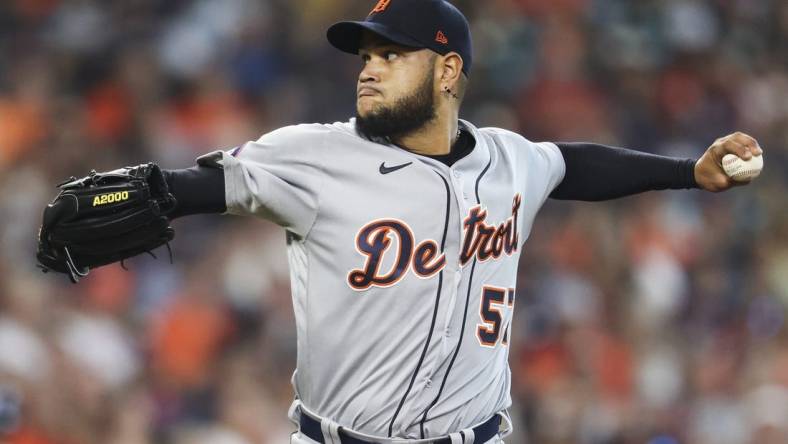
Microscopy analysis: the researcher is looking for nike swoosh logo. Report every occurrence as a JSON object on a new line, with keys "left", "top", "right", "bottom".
{"left": 379, "top": 162, "right": 413, "bottom": 175}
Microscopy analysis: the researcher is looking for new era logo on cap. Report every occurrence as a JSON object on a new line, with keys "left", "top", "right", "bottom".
{"left": 369, "top": 0, "right": 391, "bottom": 15}
{"left": 435, "top": 30, "right": 448, "bottom": 44}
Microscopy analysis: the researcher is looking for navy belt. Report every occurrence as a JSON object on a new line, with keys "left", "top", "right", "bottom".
{"left": 299, "top": 412, "right": 501, "bottom": 444}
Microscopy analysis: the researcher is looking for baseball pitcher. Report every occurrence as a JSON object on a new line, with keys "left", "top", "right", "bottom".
{"left": 37, "top": 1, "right": 763, "bottom": 443}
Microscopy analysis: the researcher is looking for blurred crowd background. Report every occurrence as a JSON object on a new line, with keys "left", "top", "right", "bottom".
{"left": 0, "top": 0, "right": 786, "bottom": 443}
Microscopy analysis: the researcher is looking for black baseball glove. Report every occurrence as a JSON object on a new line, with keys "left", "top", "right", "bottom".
{"left": 36, "top": 163, "right": 177, "bottom": 283}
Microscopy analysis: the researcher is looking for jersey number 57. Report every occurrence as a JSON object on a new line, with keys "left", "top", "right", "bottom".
{"left": 476, "top": 286, "right": 516, "bottom": 347}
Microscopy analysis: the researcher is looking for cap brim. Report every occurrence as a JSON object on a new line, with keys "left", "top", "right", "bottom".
{"left": 327, "top": 21, "right": 424, "bottom": 54}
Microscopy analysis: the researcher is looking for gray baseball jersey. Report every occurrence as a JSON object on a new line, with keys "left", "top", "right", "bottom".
{"left": 197, "top": 118, "right": 565, "bottom": 439}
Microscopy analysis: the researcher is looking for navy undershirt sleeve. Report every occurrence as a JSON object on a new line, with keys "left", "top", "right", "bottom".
{"left": 550, "top": 142, "right": 698, "bottom": 201}
{"left": 162, "top": 166, "right": 226, "bottom": 219}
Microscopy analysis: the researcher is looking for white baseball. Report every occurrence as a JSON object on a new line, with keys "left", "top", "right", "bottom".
{"left": 721, "top": 153, "right": 763, "bottom": 181}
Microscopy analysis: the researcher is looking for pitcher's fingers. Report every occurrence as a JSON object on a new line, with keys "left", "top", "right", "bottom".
{"left": 729, "top": 132, "right": 762, "bottom": 155}
{"left": 714, "top": 139, "right": 751, "bottom": 160}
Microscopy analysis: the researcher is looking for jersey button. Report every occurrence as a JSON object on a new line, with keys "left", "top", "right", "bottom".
{"left": 453, "top": 170, "right": 461, "bottom": 178}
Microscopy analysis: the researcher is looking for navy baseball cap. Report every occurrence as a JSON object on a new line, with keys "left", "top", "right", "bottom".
{"left": 327, "top": 0, "right": 473, "bottom": 76}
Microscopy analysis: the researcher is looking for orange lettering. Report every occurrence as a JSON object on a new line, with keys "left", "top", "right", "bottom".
{"left": 370, "top": 0, "right": 391, "bottom": 15}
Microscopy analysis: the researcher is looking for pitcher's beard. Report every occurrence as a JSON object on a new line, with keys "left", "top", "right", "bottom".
{"left": 356, "top": 72, "right": 436, "bottom": 142}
